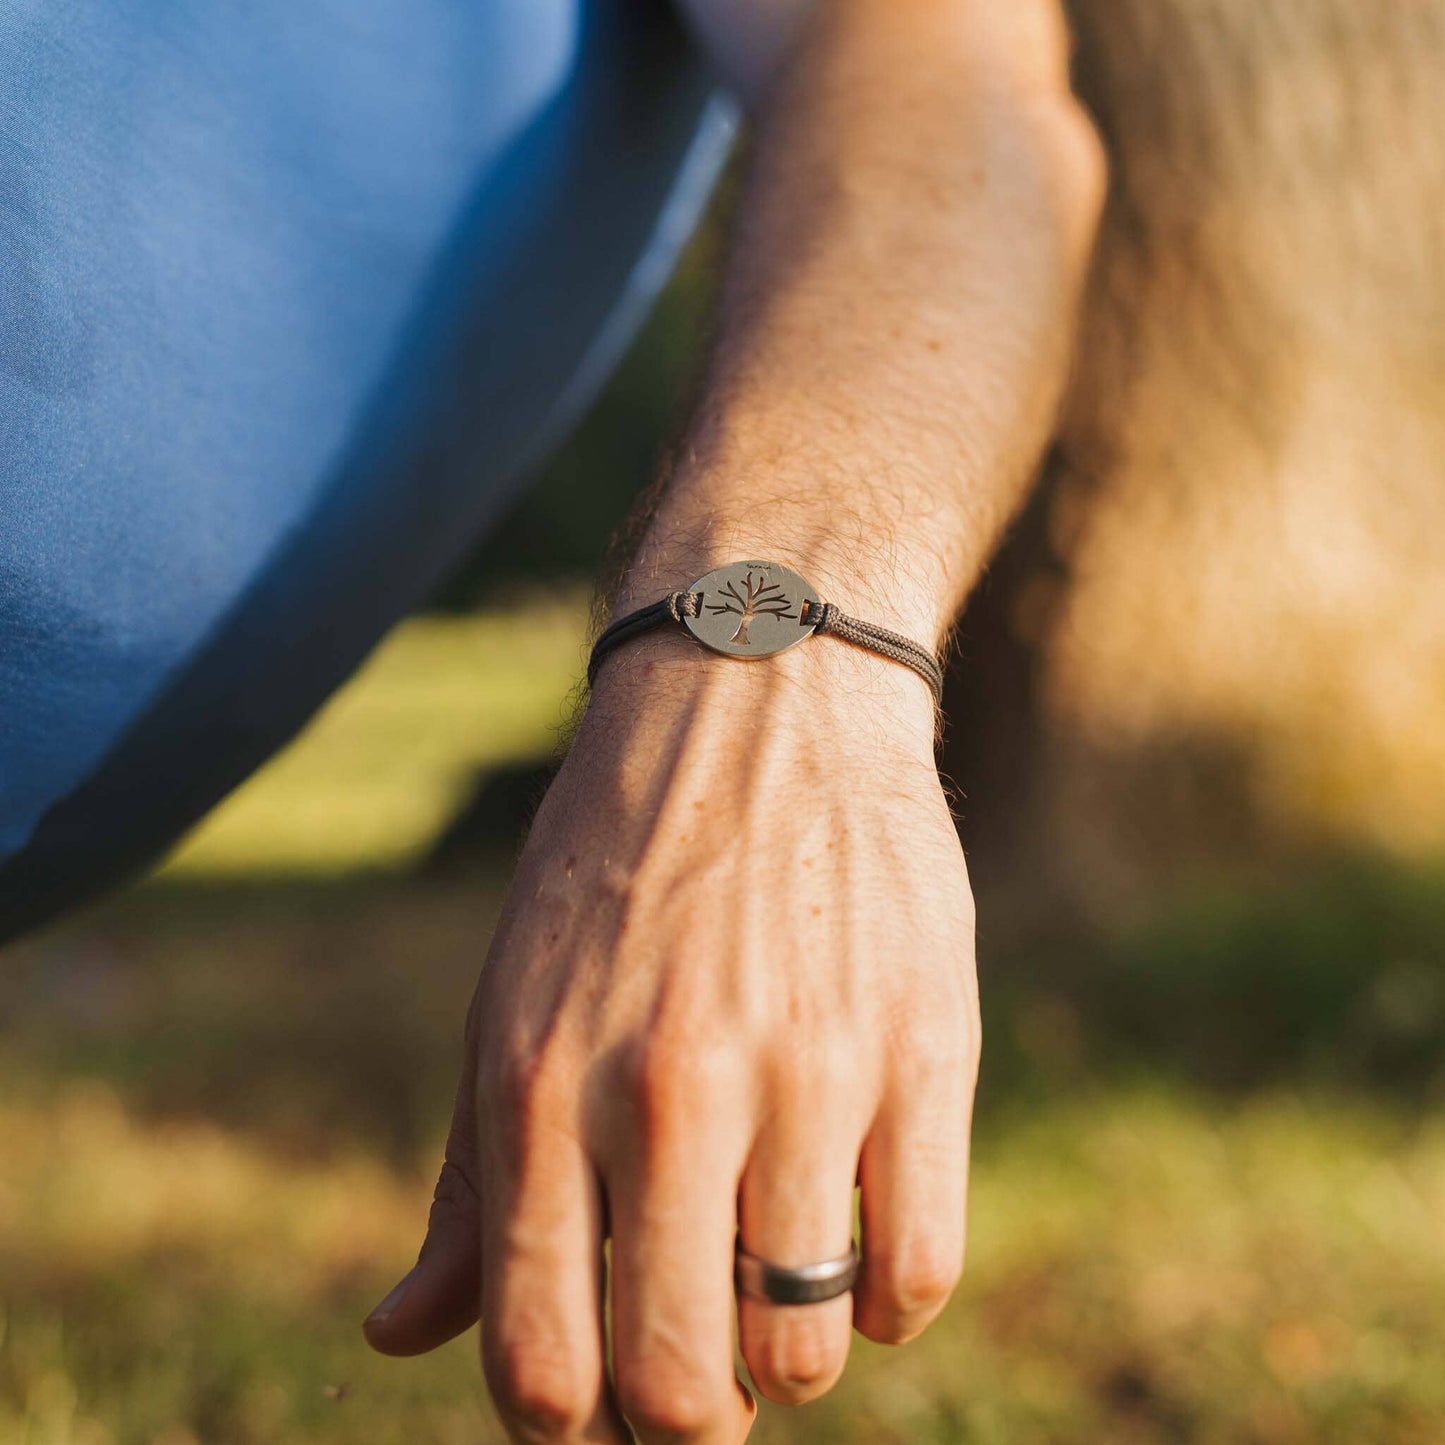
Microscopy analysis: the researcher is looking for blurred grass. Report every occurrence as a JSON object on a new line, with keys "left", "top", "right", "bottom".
{"left": 3, "top": 598, "right": 1445, "bottom": 1441}
{"left": 3, "top": 1075, "right": 1444, "bottom": 1445}
{"left": 3, "top": 854, "right": 1444, "bottom": 1444}
{"left": 5, "top": 478, "right": 1427, "bottom": 1435}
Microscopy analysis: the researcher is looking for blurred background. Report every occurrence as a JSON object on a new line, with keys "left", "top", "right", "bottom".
{"left": 3, "top": 4, "right": 1444, "bottom": 1441}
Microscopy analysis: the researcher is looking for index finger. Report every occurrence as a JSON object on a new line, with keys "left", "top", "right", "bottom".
{"left": 479, "top": 1046, "right": 627, "bottom": 1442}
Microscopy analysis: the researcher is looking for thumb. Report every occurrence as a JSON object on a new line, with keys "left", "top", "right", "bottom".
{"left": 363, "top": 1053, "right": 483, "bottom": 1356}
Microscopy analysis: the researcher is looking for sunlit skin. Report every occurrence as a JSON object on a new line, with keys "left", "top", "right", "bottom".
{"left": 363, "top": 1, "right": 1105, "bottom": 1439}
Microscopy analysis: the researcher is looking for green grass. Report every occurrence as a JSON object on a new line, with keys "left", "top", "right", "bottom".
{"left": 159, "top": 598, "right": 587, "bottom": 878}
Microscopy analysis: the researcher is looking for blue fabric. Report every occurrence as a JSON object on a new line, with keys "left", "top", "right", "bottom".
{"left": 0, "top": 0, "right": 734, "bottom": 940}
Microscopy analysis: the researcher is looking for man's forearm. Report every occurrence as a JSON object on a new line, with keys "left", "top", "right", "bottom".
{"left": 614, "top": 0, "right": 1104, "bottom": 652}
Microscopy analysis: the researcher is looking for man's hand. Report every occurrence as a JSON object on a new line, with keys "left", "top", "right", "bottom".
{"left": 364, "top": 0, "right": 1103, "bottom": 1437}
{"left": 365, "top": 638, "right": 975, "bottom": 1439}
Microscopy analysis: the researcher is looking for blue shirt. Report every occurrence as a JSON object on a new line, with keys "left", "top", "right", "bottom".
{"left": 0, "top": 0, "right": 732, "bottom": 939}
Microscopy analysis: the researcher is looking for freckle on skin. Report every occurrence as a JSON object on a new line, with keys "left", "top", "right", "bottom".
{"left": 811, "top": 905, "right": 822, "bottom": 917}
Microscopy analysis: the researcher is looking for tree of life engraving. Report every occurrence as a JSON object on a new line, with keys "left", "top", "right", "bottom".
{"left": 706, "top": 570, "right": 797, "bottom": 646}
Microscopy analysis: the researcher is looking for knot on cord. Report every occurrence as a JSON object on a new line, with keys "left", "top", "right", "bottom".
{"left": 666, "top": 590, "right": 702, "bottom": 622}
{"left": 807, "top": 599, "right": 838, "bottom": 633}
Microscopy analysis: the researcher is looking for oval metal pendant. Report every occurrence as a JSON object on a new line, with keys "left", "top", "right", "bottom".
{"left": 682, "top": 560, "right": 820, "bottom": 658}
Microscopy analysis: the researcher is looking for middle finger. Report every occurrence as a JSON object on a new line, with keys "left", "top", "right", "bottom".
{"left": 604, "top": 1047, "right": 754, "bottom": 1444}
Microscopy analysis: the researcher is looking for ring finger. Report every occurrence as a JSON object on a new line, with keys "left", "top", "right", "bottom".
{"left": 736, "top": 1082, "right": 862, "bottom": 1405}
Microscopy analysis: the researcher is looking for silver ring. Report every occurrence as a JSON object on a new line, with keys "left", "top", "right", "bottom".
{"left": 734, "top": 1240, "right": 860, "bottom": 1306}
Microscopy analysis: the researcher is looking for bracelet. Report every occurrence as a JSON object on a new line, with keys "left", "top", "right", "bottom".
{"left": 587, "top": 560, "right": 946, "bottom": 701}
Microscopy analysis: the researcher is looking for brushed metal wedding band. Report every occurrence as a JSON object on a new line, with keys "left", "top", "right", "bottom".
{"left": 734, "top": 1240, "right": 861, "bottom": 1306}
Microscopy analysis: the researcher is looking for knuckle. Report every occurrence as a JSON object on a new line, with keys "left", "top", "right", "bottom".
{"left": 748, "top": 1332, "right": 845, "bottom": 1404}
{"left": 895, "top": 1243, "right": 962, "bottom": 1312}
{"left": 770, "top": 1032, "right": 854, "bottom": 1100}
{"left": 484, "top": 1334, "right": 591, "bottom": 1435}
{"left": 593, "top": 861, "right": 644, "bottom": 936}
{"left": 897, "top": 1015, "right": 971, "bottom": 1086}
{"left": 761, "top": 1048, "right": 809, "bottom": 1104}
{"left": 819, "top": 1032, "right": 866, "bottom": 1095}
{"left": 479, "top": 1032, "right": 572, "bottom": 1147}
{"left": 614, "top": 1358, "right": 723, "bottom": 1436}
{"left": 863, "top": 1237, "right": 963, "bottom": 1343}
{"left": 621, "top": 1032, "right": 733, "bottom": 1135}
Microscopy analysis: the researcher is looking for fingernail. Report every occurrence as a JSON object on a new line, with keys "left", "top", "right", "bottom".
{"left": 365, "top": 1266, "right": 418, "bottom": 1327}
